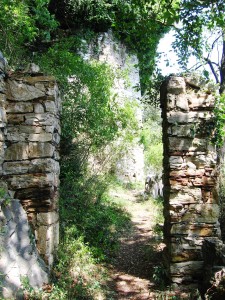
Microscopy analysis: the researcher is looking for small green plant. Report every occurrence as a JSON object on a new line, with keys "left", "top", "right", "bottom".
{"left": 211, "top": 94, "right": 225, "bottom": 147}
{"left": 152, "top": 264, "right": 167, "bottom": 288}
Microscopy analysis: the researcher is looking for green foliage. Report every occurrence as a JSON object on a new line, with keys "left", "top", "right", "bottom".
{"left": 172, "top": 0, "right": 225, "bottom": 94}
{"left": 38, "top": 37, "right": 125, "bottom": 155}
{"left": 211, "top": 94, "right": 225, "bottom": 147}
{"left": 141, "top": 105, "right": 163, "bottom": 174}
{"left": 49, "top": 0, "right": 171, "bottom": 93}
{"left": 0, "top": 0, "right": 58, "bottom": 66}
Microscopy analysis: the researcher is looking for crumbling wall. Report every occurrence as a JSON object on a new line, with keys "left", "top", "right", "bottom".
{"left": 0, "top": 72, "right": 61, "bottom": 298}
{"left": 160, "top": 76, "right": 220, "bottom": 287}
{"left": 3, "top": 73, "right": 61, "bottom": 266}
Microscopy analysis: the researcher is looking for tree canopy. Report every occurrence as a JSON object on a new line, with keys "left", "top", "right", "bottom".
{"left": 172, "top": 0, "right": 225, "bottom": 93}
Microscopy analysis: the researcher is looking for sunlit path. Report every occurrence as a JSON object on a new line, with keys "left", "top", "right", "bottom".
{"left": 107, "top": 188, "right": 165, "bottom": 299}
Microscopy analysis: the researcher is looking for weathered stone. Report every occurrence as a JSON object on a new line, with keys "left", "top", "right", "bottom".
{"left": 187, "top": 92, "right": 214, "bottom": 109}
{"left": 29, "top": 158, "right": 60, "bottom": 174}
{"left": 171, "top": 223, "right": 220, "bottom": 237}
{"left": 170, "top": 188, "right": 202, "bottom": 205}
{"left": 3, "top": 160, "right": 30, "bottom": 174}
{"left": 6, "top": 102, "right": 33, "bottom": 113}
{"left": 7, "top": 114, "right": 24, "bottom": 124}
{"left": 161, "top": 76, "right": 219, "bottom": 287}
{"left": 25, "top": 113, "right": 57, "bottom": 126}
{"left": 6, "top": 79, "right": 46, "bottom": 101}
{"left": 167, "top": 94, "right": 176, "bottom": 109}
{"left": 0, "top": 199, "right": 49, "bottom": 298}
{"left": 181, "top": 204, "right": 220, "bottom": 223}
{"left": 169, "top": 137, "right": 207, "bottom": 151}
{"left": 28, "top": 133, "right": 53, "bottom": 142}
{"left": 5, "top": 143, "right": 29, "bottom": 160}
{"left": 15, "top": 187, "right": 54, "bottom": 201}
{"left": 168, "top": 124, "right": 196, "bottom": 138}
{"left": 17, "top": 125, "right": 43, "bottom": 134}
{"left": 28, "top": 142, "right": 55, "bottom": 158}
{"left": 167, "top": 111, "right": 213, "bottom": 124}
{"left": 34, "top": 103, "right": 45, "bottom": 113}
{"left": 169, "top": 156, "right": 184, "bottom": 169}
{"left": 170, "top": 261, "right": 204, "bottom": 276}
{"left": 53, "top": 133, "right": 60, "bottom": 144}
{"left": 6, "top": 131, "right": 27, "bottom": 141}
{"left": 176, "top": 93, "right": 189, "bottom": 111}
{"left": 7, "top": 173, "right": 55, "bottom": 189}
{"left": 37, "top": 211, "right": 59, "bottom": 226}
{"left": 22, "top": 76, "right": 55, "bottom": 85}
{"left": 167, "top": 76, "right": 186, "bottom": 94}
{"left": 45, "top": 101, "right": 57, "bottom": 113}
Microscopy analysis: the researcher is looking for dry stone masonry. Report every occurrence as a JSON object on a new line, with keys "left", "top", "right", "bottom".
{"left": 3, "top": 73, "right": 61, "bottom": 266}
{"left": 0, "top": 72, "right": 61, "bottom": 298}
{"left": 161, "top": 76, "right": 220, "bottom": 287}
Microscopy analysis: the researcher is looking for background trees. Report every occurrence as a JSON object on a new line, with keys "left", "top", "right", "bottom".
{"left": 173, "top": 0, "right": 225, "bottom": 94}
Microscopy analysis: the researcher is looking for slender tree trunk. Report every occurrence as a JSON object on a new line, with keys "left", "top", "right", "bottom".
{"left": 219, "top": 30, "right": 225, "bottom": 94}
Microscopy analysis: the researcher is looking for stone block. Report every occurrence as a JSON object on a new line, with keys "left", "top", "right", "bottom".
{"left": 167, "top": 111, "right": 213, "bottom": 124}
{"left": 171, "top": 247, "right": 201, "bottom": 262}
{"left": 22, "top": 76, "right": 55, "bottom": 85}
{"left": 6, "top": 102, "right": 33, "bottom": 113}
{"left": 15, "top": 187, "right": 53, "bottom": 201}
{"left": 202, "top": 189, "right": 217, "bottom": 204}
{"left": 28, "top": 133, "right": 53, "bottom": 142}
{"left": 6, "top": 79, "right": 46, "bottom": 101}
{"left": 29, "top": 158, "right": 60, "bottom": 174}
{"left": 7, "top": 173, "right": 54, "bottom": 189}
{"left": 3, "top": 160, "right": 30, "bottom": 174}
{"left": 188, "top": 92, "right": 214, "bottom": 109}
{"left": 169, "top": 188, "right": 202, "bottom": 205}
{"left": 169, "top": 124, "right": 196, "bottom": 138}
{"left": 34, "top": 103, "right": 45, "bottom": 113}
{"left": 182, "top": 204, "right": 219, "bottom": 223}
{"left": 45, "top": 101, "right": 57, "bottom": 113}
{"left": 53, "top": 133, "right": 60, "bottom": 144}
{"left": 18, "top": 125, "right": 43, "bottom": 134}
{"left": 167, "top": 94, "right": 176, "bottom": 109}
{"left": 0, "top": 107, "right": 7, "bottom": 123}
{"left": 176, "top": 93, "right": 189, "bottom": 111}
{"left": 7, "top": 131, "right": 27, "bottom": 142}
{"left": 167, "top": 76, "right": 186, "bottom": 94}
{"left": 169, "top": 156, "right": 184, "bottom": 169}
{"left": 169, "top": 137, "right": 207, "bottom": 151}
{"left": 5, "top": 142, "right": 29, "bottom": 160}
{"left": 0, "top": 130, "right": 4, "bottom": 141}
{"left": 170, "top": 223, "right": 220, "bottom": 237}
{"left": 28, "top": 142, "right": 55, "bottom": 158}
{"left": 36, "top": 212, "right": 59, "bottom": 265}
{"left": 0, "top": 93, "right": 6, "bottom": 103}
{"left": 37, "top": 211, "right": 59, "bottom": 226}
{"left": 7, "top": 114, "right": 24, "bottom": 124}
{"left": 25, "top": 113, "right": 57, "bottom": 126}
{"left": 170, "top": 261, "right": 204, "bottom": 276}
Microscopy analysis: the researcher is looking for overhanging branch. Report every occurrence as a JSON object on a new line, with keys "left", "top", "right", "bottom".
{"left": 204, "top": 57, "right": 220, "bottom": 84}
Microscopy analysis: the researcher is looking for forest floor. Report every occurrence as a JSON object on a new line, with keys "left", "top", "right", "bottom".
{"left": 106, "top": 186, "right": 195, "bottom": 300}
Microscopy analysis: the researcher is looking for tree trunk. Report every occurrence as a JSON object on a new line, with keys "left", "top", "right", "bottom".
{"left": 219, "top": 31, "right": 225, "bottom": 95}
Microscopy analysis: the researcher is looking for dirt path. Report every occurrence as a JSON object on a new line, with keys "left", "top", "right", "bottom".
{"left": 107, "top": 189, "right": 165, "bottom": 300}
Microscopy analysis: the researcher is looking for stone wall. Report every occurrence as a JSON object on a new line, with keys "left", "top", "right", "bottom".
{"left": 0, "top": 72, "right": 60, "bottom": 269}
{"left": 160, "top": 76, "right": 220, "bottom": 287}
{"left": 0, "top": 73, "right": 61, "bottom": 298}
{"left": 2, "top": 73, "right": 61, "bottom": 266}
{"left": 2, "top": 74, "right": 60, "bottom": 265}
